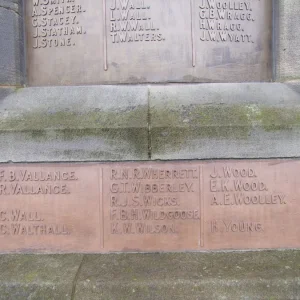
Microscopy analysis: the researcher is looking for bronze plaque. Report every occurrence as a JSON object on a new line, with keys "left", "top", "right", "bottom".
{"left": 0, "top": 160, "right": 300, "bottom": 253}
{"left": 26, "top": 0, "right": 272, "bottom": 85}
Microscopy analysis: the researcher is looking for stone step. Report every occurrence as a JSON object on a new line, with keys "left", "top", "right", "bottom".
{"left": 1, "top": 82, "right": 300, "bottom": 162}
{"left": 0, "top": 250, "right": 299, "bottom": 300}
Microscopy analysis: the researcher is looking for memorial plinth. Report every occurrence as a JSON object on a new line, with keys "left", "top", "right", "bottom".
{"left": 26, "top": 0, "right": 272, "bottom": 85}
{"left": 0, "top": 159, "right": 298, "bottom": 253}
{"left": 2, "top": 0, "right": 300, "bottom": 298}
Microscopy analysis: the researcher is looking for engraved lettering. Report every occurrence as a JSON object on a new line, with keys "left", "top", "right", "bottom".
{"left": 109, "top": 0, "right": 165, "bottom": 43}
{"left": 223, "top": 220, "right": 264, "bottom": 233}
{"left": 31, "top": 0, "right": 88, "bottom": 49}
{"left": 107, "top": 166, "right": 200, "bottom": 237}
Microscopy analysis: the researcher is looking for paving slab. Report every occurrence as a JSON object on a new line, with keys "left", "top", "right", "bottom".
{"left": 0, "top": 254, "right": 83, "bottom": 300}
{"left": 0, "top": 250, "right": 298, "bottom": 299}
{"left": 74, "top": 251, "right": 300, "bottom": 300}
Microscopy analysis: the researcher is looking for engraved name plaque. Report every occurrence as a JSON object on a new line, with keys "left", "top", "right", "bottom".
{"left": 0, "top": 160, "right": 300, "bottom": 253}
{"left": 26, "top": 0, "right": 272, "bottom": 86}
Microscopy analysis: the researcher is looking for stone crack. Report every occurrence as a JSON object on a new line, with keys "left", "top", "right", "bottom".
{"left": 70, "top": 255, "right": 85, "bottom": 300}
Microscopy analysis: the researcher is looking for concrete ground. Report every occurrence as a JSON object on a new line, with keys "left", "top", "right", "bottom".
{"left": 0, "top": 250, "right": 299, "bottom": 300}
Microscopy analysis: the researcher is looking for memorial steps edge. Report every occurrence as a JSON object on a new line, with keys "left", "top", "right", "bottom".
{"left": 0, "top": 82, "right": 300, "bottom": 161}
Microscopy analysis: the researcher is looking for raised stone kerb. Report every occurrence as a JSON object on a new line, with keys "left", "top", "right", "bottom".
{"left": 2, "top": 83, "right": 300, "bottom": 162}
{"left": 0, "top": 85, "right": 149, "bottom": 162}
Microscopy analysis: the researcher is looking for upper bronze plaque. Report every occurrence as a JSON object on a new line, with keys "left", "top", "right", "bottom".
{"left": 26, "top": 0, "right": 272, "bottom": 86}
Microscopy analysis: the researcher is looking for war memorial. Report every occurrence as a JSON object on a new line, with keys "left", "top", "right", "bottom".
{"left": 0, "top": 0, "right": 300, "bottom": 299}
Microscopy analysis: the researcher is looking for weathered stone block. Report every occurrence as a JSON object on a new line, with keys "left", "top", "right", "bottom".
{"left": 0, "top": 86, "right": 149, "bottom": 161}
{"left": 0, "top": 254, "right": 83, "bottom": 300}
{"left": 275, "top": 0, "right": 300, "bottom": 81}
{"left": 150, "top": 83, "right": 300, "bottom": 160}
{"left": 0, "top": 0, "right": 24, "bottom": 86}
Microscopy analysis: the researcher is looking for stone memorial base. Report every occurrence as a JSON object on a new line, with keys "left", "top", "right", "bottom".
{"left": 0, "top": 82, "right": 300, "bottom": 255}
{"left": 0, "top": 82, "right": 300, "bottom": 298}
{"left": 1, "top": 0, "right": 300, "bottom": 298}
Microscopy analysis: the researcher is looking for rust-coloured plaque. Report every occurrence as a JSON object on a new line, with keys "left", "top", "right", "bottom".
{"left": 0, "top": 160, "right": 300, "bottom": 253}
{"left": 0, "top": 164, "right": 101, "bottom": 252}
{"left": 25, "top": 0, "right": 272, "bottom": 85}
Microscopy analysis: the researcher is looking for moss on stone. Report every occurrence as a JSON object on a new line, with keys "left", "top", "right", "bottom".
{"left": 152, "top": 104, "right": 251, "bottom": 132}
{"left": 151, "top": 103, "right": 300, "bottom": 154}
{"left": 0, "top": 106, "right": 147, "bottom": 131}
{"left": 0, "top": 106, "right": 149, "bottom": 159}
{"left": 257, "top": 107, "right": 300, "bottom": 131}
{"left": 151, "top": 104, "right": 252, "bottom": 154}
{"left": 30, "top": 130, "right": 48, "bottom": 140}
{"left": 2, "top": 102, "right": 300, "bottom": 159}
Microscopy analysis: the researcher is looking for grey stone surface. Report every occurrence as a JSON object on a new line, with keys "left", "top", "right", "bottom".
{"left": 149, "top": 82, "right": 300, "bottom": 160}
{"left": 0, "top": 85, "right": 149, "bottom": 162}
{"left": 0, "top": 251, "right": 298, "bottom": 299}
{"left": 0, "top": 251, "right": 298, "bottom": 300}
{"left": 73, "top": 251, "right": 300, "bottom": 300}
{"left": 0, "top": 254, "right": 83, "bottom": 300}
{"left": 0, "top": 0, "right": 24, "bottom": 86}
{"left": 0, "top": 87, "right": 16, "bottom": 99}
{"left": 275, "top": 0, "right": 300, "bottom": 81}
{"left": 3, "top": 83, "right": 300, "bottom": 162}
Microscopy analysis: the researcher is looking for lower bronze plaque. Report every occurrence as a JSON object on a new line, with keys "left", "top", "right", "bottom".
{"left": 0, "top": 160, "right": 299, "bottom": 253}
{"left": 0, "top": 164, "right": 101, "bottom": 253}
